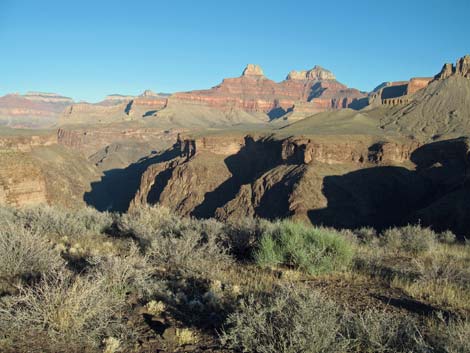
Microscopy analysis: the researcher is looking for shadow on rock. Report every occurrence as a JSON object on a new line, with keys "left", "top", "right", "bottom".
{"left": 84, "top": 147, "right": 180, "bottom": 212}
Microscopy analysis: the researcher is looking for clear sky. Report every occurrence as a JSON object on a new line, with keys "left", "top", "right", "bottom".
{"left": 1, "top": 0, "right": 469, "bottom": 102}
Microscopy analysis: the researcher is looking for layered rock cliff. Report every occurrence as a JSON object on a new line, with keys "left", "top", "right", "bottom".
{"left": 0, "top": 133, "right": 100, "bottom": 208}
{"left": 61, "top": 90, "right": 170, "bottom": 124}
{"left": 57, "top": 127, "right": 179, "bottom": 163}
{"left": 367, "top": 77, "right": 433, "bottom": 107}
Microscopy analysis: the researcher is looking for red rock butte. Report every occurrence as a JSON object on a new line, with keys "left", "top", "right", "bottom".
{"left": 169, "top": 64, "right": 367, "bottom": 116}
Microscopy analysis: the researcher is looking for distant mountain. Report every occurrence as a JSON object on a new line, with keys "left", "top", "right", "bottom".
{"left": 59, "top": 64, "right": 367, "bottom": 127}
{"left": 169, "top": 64, "right": 366, "bottom": 120}
{"left": 0, "top": 92, "right": 73, "bottom": 128}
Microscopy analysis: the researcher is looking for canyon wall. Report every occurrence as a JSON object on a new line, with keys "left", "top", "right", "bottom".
{"left": 57, "top": 127, "right": 179, "bottom": 158}
{"left": 0, "top": 150, "right": 48, "bottom": 207}
{"left": 131, "top": 133, "right": 469, "bottom": 235}
{"left": 368, "top": 77, "right": 432, "bottom": 107}
{"left": 0, "top": 133, "right": 99, "bottom": 208}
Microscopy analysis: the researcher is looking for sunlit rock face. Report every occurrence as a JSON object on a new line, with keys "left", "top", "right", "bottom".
{"left": 170, "top": 64, "right": 366, "bottom": 116}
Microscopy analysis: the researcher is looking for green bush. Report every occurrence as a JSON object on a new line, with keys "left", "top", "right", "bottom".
{"left": 255, "top": 220, "right": 354, "bottom": 275}
{"left": 221, "top": 285, "right": 345, "bottom": 353}
{"left": 381, "top": 225, "right": 437, "bottom": 254}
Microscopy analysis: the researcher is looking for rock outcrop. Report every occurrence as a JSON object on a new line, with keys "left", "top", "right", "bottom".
{"left": 406, "top": 78, "right": 433, "bottom": 95}
{"left": 368, "top": 77, "right": 432, "bottom": 107}
{"left": 242, "top": 64, "right": 265, "bottom": 77}
{"left": 287, "top": 66, "right": 336, "bottom": 81}
{"left": 435, "top": 55, "right": 470, "bottom": 80}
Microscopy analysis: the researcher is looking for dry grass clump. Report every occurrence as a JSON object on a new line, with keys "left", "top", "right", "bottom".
{"left": 221, "top": 285, "right": 430, "bottom": 353}
{"left": 92, "top": 243, "right": 157, "bottom": 299}
{"left": 0, "top": 206, "right": 16, "bottom": 228}
{"left": 223, "top": 217, "right": 271, "bottom": 260}
{"left": 16, "top": 205, "right": 112, "bottom": 238}
{"left": 117, "top": 205, "right": 182, "bottom": 242}
{"left": 355, "top": 225, "right": 469, "bottom": 312}
{"left": 0, "top": 271, "right": 128, "bottom": 352}
{"left": 221, "top": 285, "right": 345, "bottom": 353}
{"left": 119, "top": 206, "right": 231, "bottom": 278}
{"left": 380, "top": 225, "right": 438, "bottom": 255}
{"left": 0, "top": 221, "right": 63, "bottom": 290}
{"left": 433, "top": 317, "right": 470, "bottom": 353}
{"left": 175, "top": 328, "right": 199, "bottom": 346}
{"left": 148, "top": 221, "right": 231, "bottom": 278}
{"left": 343, "top": 309, "right": 429, "bottom": 353}
{"left": 391, "top": 244, "right": 470, "bottom": 311}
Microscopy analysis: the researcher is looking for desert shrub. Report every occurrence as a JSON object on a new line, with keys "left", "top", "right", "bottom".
{"left": 17, "top": 205, "right": 112, "bottom": 238}
{"left": 93, "top": 243, "right": 156, "bottom": 298}
{"left": 343, "top": 309, "right": 429, "bottom": 353}
{"left": 117, "top": 205, "right": 183, "bottom": 242}
{"left": 432, "top": 317, "right": 470, "bottom": 353}
{"left": 353, "top": 227, "right": 378, "bottom": 244}
{"left": 418, "top": 251, "right": 470, "bottom": 288}
{"left": 255, "top": 220, "right": 354, "bottom": 275}
{"left": 0, "top": 221, "right": 63, "bottom": 287}
{"left": 437, "top": 230, "right": 457, "bottom": 244}
{"left": 148, "top": 222, "right": 231, "bottom": 278}
{"left": 381, "top": 225, "right": 437, "bottom": 254}
{"left": 0, "top": 271, "right": 128, "bottom": 352}
{"left": 223, "top": 217, "right": 272, "bottom": 260}
{"left": 221, "top": 285, "right": 346, "bottom": 353}
{"left": 119, "top": 206, "right": 231, "bottom": 277}
{"left": 73, "top": 207, "right": 113, "bottom": 234}
{"left": 0, "top": 206, "right": 17, "bottom": 228}
{"left": 393, "top": 247, "right": 470, "bottom": 310}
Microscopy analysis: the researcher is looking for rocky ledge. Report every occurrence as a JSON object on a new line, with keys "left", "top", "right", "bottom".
{"left": 435, "top": 55, "right": 470, "bottom": 80}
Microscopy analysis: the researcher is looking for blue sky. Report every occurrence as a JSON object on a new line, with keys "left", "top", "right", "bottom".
{"left": 1, "top": 0, "right": 469, "bottom": 102}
